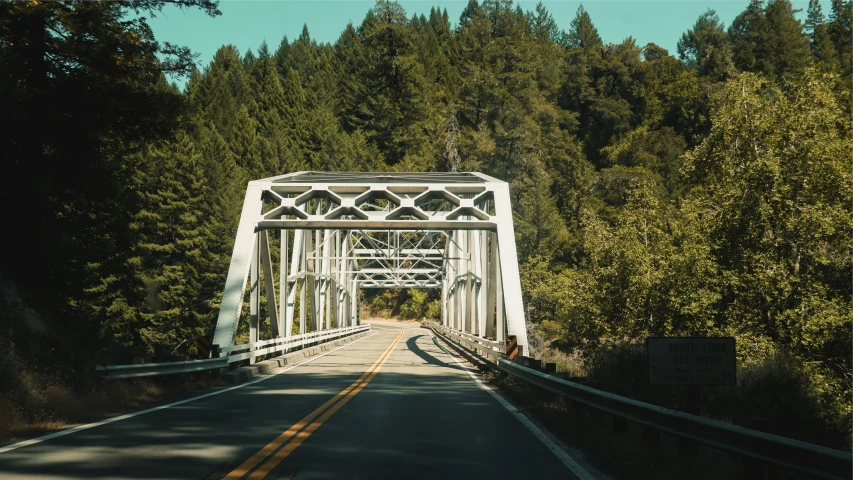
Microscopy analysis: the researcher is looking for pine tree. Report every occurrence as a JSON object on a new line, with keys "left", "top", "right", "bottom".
{"left": 273, "top": 35, "right": 291, "bottom": 75}
{"left": 122, "top": 133, "right": 216, "bottom": 359}
{"left": 729, "top": 0, "right": 811, "bottom": 81}
{"left": 728, "top": 0, "right": 766, "bottom": 73}
{"left": 527, "top": 2, "right": 559, "bottom": 44}
{"left": 565, "top": 5, "right": 602, "bottom": 50}
{"left": 514, "top": 169, "right": 570, "bottom": 263}
{"left": 459, "top": 0, "right": 481, "bottom": 27}
{"left": 0, "top": 1, "right": 219, "bottom": 354}
{"left": 677, "top": 10, "right": 734, "bottom": 80}
{"left": 355, "top": 0, "right": 433, "bottom": 165}
{"left": 196, "top": 45, "right": 253, "bottom": 136}
{"left": 242, "top": 48, "right": 257, "bottom": 70}
{"left": 453, "top": 0, "right": 496, "bottom": 128}
{"left": 197, "top": 122, "right": 246, "bottom": 263}
{"left": 806, "top": 0, "right": 825, "bottom": 40}
{"left": 281, "top": 67, "right": 309, "bottom": 152}
{"left": 807, "top": 0, "right": 841, "bottom": 71}
{"left": 252, "top": 53, "right": 287, "bottom": 137}
{"left": 229, "top": 104, "right": 265, "bottom": 178}
{"left": 827, "top": 0, "right": 852, "bottom": 79}
{"left": 763, "top": 0, "right": 812, "bottom": 80}
{"left": 334, "top": 23, "right": 368, "bottom": 132}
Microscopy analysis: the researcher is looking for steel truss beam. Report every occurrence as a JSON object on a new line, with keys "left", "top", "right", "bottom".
{"left": 212, "top": 172, "right": 529, "bottom": 357}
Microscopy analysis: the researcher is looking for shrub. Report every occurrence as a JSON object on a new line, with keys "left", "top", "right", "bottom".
{"left": 704, "top": 351, "right": 851, "bottom": 450}
{"left": 398, "top": 289, "right": 437, "bottom": 320}
{"left": 583, "top": 340, "right": 689, "bottom": 405}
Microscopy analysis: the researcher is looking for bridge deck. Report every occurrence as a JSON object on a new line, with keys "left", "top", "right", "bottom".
{"left": 0, "top": 323, "right": 589, "bottom": 479}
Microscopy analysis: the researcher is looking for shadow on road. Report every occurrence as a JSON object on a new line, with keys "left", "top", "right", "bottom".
{"left": 406, "top": 334, "right": 465, "bottom": 371}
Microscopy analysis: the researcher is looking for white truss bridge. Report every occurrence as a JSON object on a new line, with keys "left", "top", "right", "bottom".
{"left": 212, "top": 172, "right": 529, "bottom": 353}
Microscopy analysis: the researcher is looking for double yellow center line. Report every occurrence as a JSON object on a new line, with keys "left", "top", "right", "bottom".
{"left": 225, "top": 330, "right": 404, "bottom": 480}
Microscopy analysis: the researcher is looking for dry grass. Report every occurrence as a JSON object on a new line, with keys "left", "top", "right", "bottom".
{"left": 363, "top": 316, "right": 423, "bottom": 327}
{"left": 0, "top": 358, "right": 225, "bottom": 445}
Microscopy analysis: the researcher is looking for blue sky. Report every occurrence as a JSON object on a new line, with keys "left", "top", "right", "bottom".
{"left": 148, "top": 0, "right": 822, "bottom": 88}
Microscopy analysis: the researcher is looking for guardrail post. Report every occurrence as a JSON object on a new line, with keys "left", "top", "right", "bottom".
{"left": 641, "top": 425, "right": 660, "bottom": 445}
{"left": 742, "top": 418, "right": 769, "bottom": 480}
{"left": 611, "top": 414, "right": 627, "bottom": 434}
{"left": 506, "top": 335, "right": 518, "bottom": 360}
{"left": 678, "top": 434, "right": 699, "bottom": 457}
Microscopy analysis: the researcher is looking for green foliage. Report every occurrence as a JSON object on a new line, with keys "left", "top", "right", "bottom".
{"left": 728, "top": 0, "right": 812, "bottom": 82}
{"left": 704, "top": 351, "right": 851, "bottom": 449}
{"left": 683, "top": 71, "right": 851, "bottom": 356}
{"left": 678, "top": 9, "right": 734, "bottom": 81}
{"left": 585, "top": 341, "right": 648, "bottom": 391}
{"left": 398, "top": 289, "right": 440, "bottom": 320}
{"left": 564, "top": 5, "right": 602, "bottom": 50}
{"left": 1, "top": 0, "right": 849, "bottom": 443}
{"left": 367, "top": 290, "right": 398, "bottom": 317}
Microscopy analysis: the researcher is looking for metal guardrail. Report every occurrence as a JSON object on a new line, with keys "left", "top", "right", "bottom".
{"left": 96, "top": 325, "right": 370, "bottom": 379}
{"left": 431, "top": 323, "right": 504, "bottom": 362}
{"left": 427, "top": 323, "right": 853, "bottom": 480}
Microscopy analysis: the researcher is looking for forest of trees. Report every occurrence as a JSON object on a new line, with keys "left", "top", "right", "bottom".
{"left": 0, "top": 0, "right": 850, "bottom": 446}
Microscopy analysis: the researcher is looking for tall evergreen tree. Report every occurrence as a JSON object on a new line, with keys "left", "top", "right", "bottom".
{"left": 678, "top": 10, "right": 734, "bottom": 80}
{"left": 0, "top": 0, "right": 220, "bottom": 355}
{"left": 564, "top": 5, "right": 602, "bottom": 50}
{"left": 729, "top": 0, "right": 811, "bottom": 81}
{"left": 334, "top": 23, "right": 369, "bottom": 131}
{"left": 826, "top": 0, "right": 852, "bottom": 81}
{"left": 806, "top": 0, "right": 825, "bottom": 39}
{"left": 527, "top": 2, "right": 559, "bottom": 44}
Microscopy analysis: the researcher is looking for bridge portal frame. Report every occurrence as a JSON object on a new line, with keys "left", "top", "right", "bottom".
{"left": 211, "top": 172, "right": 529, "bottom": 355}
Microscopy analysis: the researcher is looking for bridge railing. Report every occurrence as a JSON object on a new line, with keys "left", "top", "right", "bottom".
{"left": 432, "top": 323, "right": 504, "bottom": 362}
{"left": 426, "top": 322, "right": 852, "bottom": 480}
{"left": 95, "top": 325, "right": 370, "bottom": 380}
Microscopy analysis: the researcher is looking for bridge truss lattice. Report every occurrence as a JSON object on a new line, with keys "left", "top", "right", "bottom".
{"left": 212, "top": 172, "right": 529, "bottom": 352}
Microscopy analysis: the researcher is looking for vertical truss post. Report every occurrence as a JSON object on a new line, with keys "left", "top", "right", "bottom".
{"left": 452, "top": 230, "right": 461, "bottom": 331}
{"left": 321, "top": 228, "right": 331, "bottom": 330}
{"left": 311, "top": 227, "right": 320, "bottom": 331}
{"left": 299, "top": 229, "right": 307, "bottom": 336}
{"left": 249, "top": 232, "right": 259, "bottom": 355}
{"left": 338, "top": 232, "right": 344, "bottom": 328}
{"left": 212, "top": 184, "right": 264, "bottom": 347}
{"left": 280, "top": 229, "right": 289, "bottom": 339}
{"left": 260, "top": 230, "right": 280, "bottom": 338}
{"left": 287, "top": 226, "right": 303, "bottom": 337}
{"left": 486, "top": 231, "right": 497, "bottom": 339}
{"left": 493, "top": 229, "right": 507, "bottom": 344}
{"left": 441, "top": 274, "right": 448, "bottom": 327}
{"left": 333, "top": 230, "right": 340, "bottom": 329}
{"left": 466, "top": 229, "right": 475, "bottom": 335}
{"left": 457, "top": 230, "right": 464, "bottom": 332}
{"left": 478, "top": 229, "right": 488, "bottom": 337}
{"left": 445, "top": 231, "right": 454, "bottom": 329}
{"left": 319, "top": 210, "right": 334, "bottom": 330}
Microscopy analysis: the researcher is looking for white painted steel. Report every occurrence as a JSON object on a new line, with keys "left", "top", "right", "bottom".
{"left": 97, "top": 325, "right": 370, "bottom": 379}
{"left": 211, "top": 172, "right": 530, "bottom": 352}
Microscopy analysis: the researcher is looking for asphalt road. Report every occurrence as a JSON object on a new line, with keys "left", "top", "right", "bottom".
{"left": 0, "top": 322, "right": 594, "bottom": 479}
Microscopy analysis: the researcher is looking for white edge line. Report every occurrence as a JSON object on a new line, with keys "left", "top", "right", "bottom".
{"left": 427, "top": 329, "right": 597, "bottom": 480}
{"left": 0, "top": 331, "right": 379, "bottom": 455}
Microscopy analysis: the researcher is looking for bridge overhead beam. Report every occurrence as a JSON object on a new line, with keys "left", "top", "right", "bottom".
{"left": 212, "top": 172, "right": 529, "bottom": 352}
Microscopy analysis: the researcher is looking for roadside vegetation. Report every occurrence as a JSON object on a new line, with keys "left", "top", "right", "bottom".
{"left": 1, "top": 0, "right": 849, "bottom": 450}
